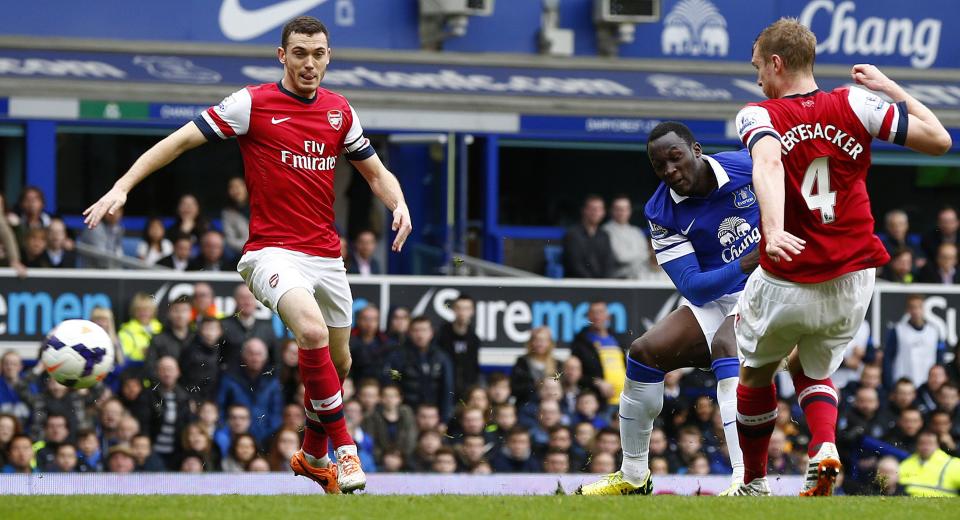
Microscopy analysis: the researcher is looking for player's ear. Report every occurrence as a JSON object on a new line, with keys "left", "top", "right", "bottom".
{"left": 277, "top": 47, "right": 286, "bottom": 65}
{"left": 692, "top": 142, "right": 702, "bottom": 157}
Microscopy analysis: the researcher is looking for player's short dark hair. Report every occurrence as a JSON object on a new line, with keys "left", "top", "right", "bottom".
{"left": 410, "top": 315, "right": 433, "bottom": 329}
{"left": 282, "top": 16, "right": 329, "bottom": 49}
{"left": 906, "top": 294, "right": 925, "bottom": 305}
{"left": 647, "top": 121, "right": 695, "bottom": 149}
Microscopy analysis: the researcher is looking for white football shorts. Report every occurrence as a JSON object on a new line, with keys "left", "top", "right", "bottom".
{"left": 735, "top": 267, "right": 875, "bottom": 380}
{"left": 237, "top": 247, "right": 353, "bottom": 328}
{"left": 679, "top": 292, "right": 740, "bottom": 349}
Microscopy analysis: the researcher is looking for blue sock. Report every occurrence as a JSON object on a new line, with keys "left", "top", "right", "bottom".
{"left": 626, "top": 356, "right": 665, "bottom": 383}
{"left": 711, "top": 357, "right": 739, "bottom": 381}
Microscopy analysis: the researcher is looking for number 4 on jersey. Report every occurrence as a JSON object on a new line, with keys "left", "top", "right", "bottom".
{"left": 801, "top": 157, "right": 836, "bottom": 224}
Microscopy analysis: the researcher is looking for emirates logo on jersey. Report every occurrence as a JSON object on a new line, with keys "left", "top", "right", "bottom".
{"left": 327, "top": 110, "right": 343, "bottom": 131}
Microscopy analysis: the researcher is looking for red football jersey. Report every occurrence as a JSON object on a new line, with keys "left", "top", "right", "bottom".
{"left": 736, "top": 87, "right": 908, "bottom": 283}
{"left": 194, "top": 82, "right": 374, "bottom": 259}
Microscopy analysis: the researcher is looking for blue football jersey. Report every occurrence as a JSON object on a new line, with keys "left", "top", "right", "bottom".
{"left": 644, "top": 149, "right": 760, "bottom": 294}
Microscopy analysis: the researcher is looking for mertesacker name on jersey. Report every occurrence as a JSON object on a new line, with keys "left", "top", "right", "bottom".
{"left": 280, "top": 140, "right": 337, "bottom": 171}
{"left": 779, "top": 122, "right": 865, "bottom": 160}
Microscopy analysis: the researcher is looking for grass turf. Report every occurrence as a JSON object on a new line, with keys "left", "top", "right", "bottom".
{"left": 1, "top": 495, "right": 954, "bottom": 520}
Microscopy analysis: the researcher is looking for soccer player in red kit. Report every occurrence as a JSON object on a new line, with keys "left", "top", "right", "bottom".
{"left": 84, "top": 16, "right": 412, "bottom": 494}
{"left": 732, "top": 19, "right": 951, "bottom": 496}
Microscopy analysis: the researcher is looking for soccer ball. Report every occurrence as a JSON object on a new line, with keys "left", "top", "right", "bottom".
{"left": 41, "top": 319, "right": 115, "bottom": 389}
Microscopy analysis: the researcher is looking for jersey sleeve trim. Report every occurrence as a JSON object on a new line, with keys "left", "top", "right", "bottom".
{"left": 344, "top": 104, "right": 375, "bottom": 161}
{"left": 654, "top": 240, "right": 695, "bottom": 264}
{"left": 192, "top": 114, "right": 220, "bottom": 142}
{"left": 736, "top": 105, "right": 781, "bottom": 153}
{"left": 892, "top": 101, "right": 908, "bottom": 146}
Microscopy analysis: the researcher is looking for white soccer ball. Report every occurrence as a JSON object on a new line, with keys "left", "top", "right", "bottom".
{"left": 41, "top": 319, "right": 115, "bottom": 389}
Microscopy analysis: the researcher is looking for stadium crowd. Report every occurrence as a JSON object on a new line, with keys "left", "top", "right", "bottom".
{"left": 0, "top": 282, "right": 956, "bottom": 496}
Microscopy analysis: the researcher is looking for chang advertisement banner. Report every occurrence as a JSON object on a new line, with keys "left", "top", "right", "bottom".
{"left": 0, "top": 1, "right": 957, "bottom": 69}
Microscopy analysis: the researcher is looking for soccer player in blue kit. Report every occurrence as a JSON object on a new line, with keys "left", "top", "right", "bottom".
{"left": 578, "top": 122, "right": 760, "bottom": 496}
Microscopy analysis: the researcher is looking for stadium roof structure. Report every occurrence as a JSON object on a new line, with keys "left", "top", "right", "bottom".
{"left": 2, "top": 37, "right": 960, "bottom": 131}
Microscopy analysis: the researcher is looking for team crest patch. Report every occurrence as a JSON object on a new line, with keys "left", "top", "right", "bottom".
{"left": 733, "top": 186, "right": 757, "bottom": 209}
{"left": 269, "top": 273, "right": 279, "bottom": 288}
{"left": 327, "top": 110, "right": 343, "bottom": 130}
{"left": 649, "top": 222, "right": 669, "bottom": 240}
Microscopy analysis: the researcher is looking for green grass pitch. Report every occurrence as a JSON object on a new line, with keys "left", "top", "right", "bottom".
{"left": 1, "top": 495, "right": 954, "bottom": 520}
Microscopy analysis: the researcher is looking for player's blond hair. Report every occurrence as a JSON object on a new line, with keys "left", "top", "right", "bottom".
{"left": 754, "top": 18, "right": 817, "bottom": 73}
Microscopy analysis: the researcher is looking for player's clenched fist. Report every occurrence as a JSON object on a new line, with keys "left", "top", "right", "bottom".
{"left": 851, "top": 64, "right": 893, "bottom": 93}
{"left": 764, "top": 229, "right": 805, "bottom": 263}
{"left": 83, "top": 187, "right": 128, "bottom": 229}
{"left": 391, "top": 204, "right": 413, "bottom": 252}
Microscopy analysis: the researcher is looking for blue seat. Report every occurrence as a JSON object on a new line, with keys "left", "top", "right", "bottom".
{"left": 121, "top": 237, "right": 141, "bottom": 258}
{"left": 543, "top": 245, "right": 564, "bottom": 278}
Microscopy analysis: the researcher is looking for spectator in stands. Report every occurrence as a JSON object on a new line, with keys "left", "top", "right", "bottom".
{"left": 349, "top": 305, "right": 390, "bottom": 381}
{"left": 45, "top": 218, "right": 76, "bottom": 268}
{"left": 570, "top": 301, "right": 626, "bottom": 406}
{"left": 0, "top": 352, "right": 30, "bottom": 424}
{"left": 518, "top": 378, "right": 564, "bottom": 428}
{"left": 381, "top": 447, "right": 406, "bottom": 473}
{"left": 11, "top": 186, "right": 51, "bottom": 243}
{"left": 491, "top": 427, "right": 541, "bottom": 473}
{"left": 221, "top": 284, "right": 277, "bottom": 371}
{"left": 178, "top": 315, "right": 224, "bottom": 403}
{"left": 415, "top": 403, "right": 442, "bottom": 434}
{"left": 267, "top": 428, "right": 299, "bottom": 471}
{"left": 347, "top": 229, "right": 381, "bottom": 275}
{"left": 562, "top": 194, "right": 615, "bottom": 279}
{"left": 181, "top": 422, "right": 220, "bottom": 471}
{"left": 278, "top": 340, "right": 300, "bottom": 405}
{"left": 362, "top": 383, "right": 417, "bottom": 463}
{"left": 276, "top": 403, "right": 305, "bottom": 440}
{"left": 2, "top": 434, "right": 33, "bottom": 473}
{"left": 51, "top": 443, "right": 78, "bottom": 473}
{"left": 0, "top": 193, "right": 25, "bottom": 276}
{"left": 602, "top": 194, "right": 652, "bottom": 279}
{"left": 841, "top": 363, "right": 883, "bottom": 411}
{"left": 881, "top": 379, "right": 920, "bottom": 432}
{"left": 117, "top": 415, "right": 141, "bottom": 447}
{"left": 356, "top": 379, "right": 381, "bottom": 415}
{"left": 571, "top": 390, "right": 607, "bottom": 431}
{"left": 90, "top": 306, "right": 125, "bottom": 370}
{"left": 929, "top": 410, "right": 959, "bottom": 456}
{"left": 97, "top": 398, "right": 126, "bottom": 451}
{"left": 0, "top": 413, "right": 20, "bottom": 466}
{"left": 215, "top": 404, "right": 252, "bottom": 458}
{"left": 588, "top": 452, "right": 616, "bottom": 474}
{"left": 545, "top": 425, "right": 584, "bottom": 471}
{"left": 921, "top": 206, "right": 960, "bottom": 262}
{"left": 919, "top": 364, "right": 949, "bottom": 413}
{"left": 766, "top": 429, "right": 800, "bottom": 476}
{"left": 559, "top": 356, "right": 588, "bottom": 413}
{"left": 222, "top": 433, "right": 258, "bottom": 472}
{"left": 157, "top": 234, "right": 193, "bottom": 271}
{"left": 386, "top": 306, "right": 411, "bottom": 347}
{"left": 75, "top": 429, "right": 102, "bottom": 472}
{"left": 136, "top": 217, "right": 173, "bottom": 266}
{"left": 191, "top": 282, "right": 222, "bottom": 321}
{"left": 217, "top": 337, "right": 283, "bottom": 444}
{"left": 130, "top": 434, "right": 166, "bottom": 472}
{"left": 490, "top": 403, "right": 517, "bottom": 445}
{"left": 936, "top": 383, "right": 960, "bottom": 425}
{"left": 188, "top": 230, "right": 236, "bottom": 272}
{"left": 343, "top": 399, "right": 377, "bottom": 472}
{"left": 166, "top": 194, "right": 209, "bottom": 245}
{"left": 872, "top": 455, "right": 906, "bottom": 496}
{"left": 900, "top": 430, "right": 960, "bottom": 496}
{"left": 436, "top": 294, "right": 481, "bottom": 399}
{"left": 593, "top": 427, "right": 622, "bottom": 459}
{"left": 149, "top": 356, "right": 190, "bottom": 469}
{"left": 21, "top": 228, "right": 51, "bottom": 268}
{"left": 884, "top": 408, "right": 924, "bottom": 452}
{"left": 411, "top": 429, "right": 443, "bottom": 471}
{"left": 530, "top": 399, "right": 565, "bottom": 449}
{"left": 78, "top": 205, "right": 124, "bottom": 268}
{"left": 179, "top": 453, "right": 204, "bottom": 473}
{"left": 119, "top": 369, "right": 153, "bottom": 437}
{"left": 247, "top": 457, "right": 270, "bottom": 472}
{"left": 383, "top": 316, "right": 455, "bottom": 422}
{"left": 838, "top": 386, "right": 886, "bottom": 460}
{"left": 106, "top": 445, "right": 138, "bottom": 474}
{"left": 883, "top": 295, "right": 945, "bottom": 388}
{"left": 457, "top": 433, "right": 488, "bottom": 471}
{"left": 118, "top": 293, "right": 162, "bottom": 364}
{"left": 21, "top": 374, "right": 101, "bottom": 440}
{"left": 195, "top": 401, "right": 219, "bottom": 439}
{"left": 487, "top": 372, "right": 513, "bottom": 407}
{"left": 880, "top": 248, "right": 915, "bottom": 283}
{"left": 430, "top": 446, "right": 457, "bottom": 474}
{"left": 511, "top": 326, "right": 559, "bottom": 406}
{"left": 145, "top": 297, "right": 194, "bottom": 378}
{"left": 918, "top": 243, "right": 960, "bottom": 284}
{"left": 221, "top": 177, "right": 249, "bottom": 255}
{"left": 34, "top": 413, "right": 70, "bottom": 471}
{"left": 881, "top": 209, "right": 925, "bottom": 268}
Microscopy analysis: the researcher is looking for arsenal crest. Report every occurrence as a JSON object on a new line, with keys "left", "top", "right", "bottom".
{"left": 327, "top": 110, "right": 343, "bottom": 130}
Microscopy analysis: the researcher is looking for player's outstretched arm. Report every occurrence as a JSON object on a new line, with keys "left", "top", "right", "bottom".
{"left": 351, "top": 154, "right": 413, "bottom": 252}
{"left": 751, "top": 136, "right": 806, "bottom": 263}
{"left": 83, "top": 122, "right": 207, "bottom": 228}
{"left": 852, "top": 64, "right": 952, "bottom": 156}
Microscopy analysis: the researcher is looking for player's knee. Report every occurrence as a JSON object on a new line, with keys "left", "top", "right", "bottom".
{"left": 297, "top": 323, "right": 329, "bottom": 349}
{"left": 628, "top": 337, "right": 656, "bottom": 367}
{"left": 710, "top": 336, "right": 737, "bottom": 359}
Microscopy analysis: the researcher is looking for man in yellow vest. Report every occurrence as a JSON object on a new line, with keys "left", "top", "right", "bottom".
{"left": 900, "top": 430, "right": 960, "bottom": 497}
{"left": 118, "top": 292, "right": 163, "bottom": 362}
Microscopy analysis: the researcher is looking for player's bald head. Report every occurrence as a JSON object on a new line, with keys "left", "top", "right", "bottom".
{"left": 282, "top": 16, "right": 329, "bottom": 50}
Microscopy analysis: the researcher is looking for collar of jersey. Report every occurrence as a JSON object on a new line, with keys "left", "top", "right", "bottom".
{"left": 782, "top": 88, "right": 821, "bottom": 99}
{"left": 670, "top": 154, "right": 730, "bottom": 203}
{"left": 276, "top": 81, "right": 317, "bottom": 104}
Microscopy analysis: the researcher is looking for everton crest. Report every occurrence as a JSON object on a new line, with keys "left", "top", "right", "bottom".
{"left": 327, "top": 110, "right": 343, "bottom": 131}
{"left": 733, "top": 185, "right": 757, "bottom": 208}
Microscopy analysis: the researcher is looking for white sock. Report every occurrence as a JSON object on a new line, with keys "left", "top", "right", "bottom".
{"left": 619, "top": 377, "right": 663, "bottom": 485}
{"left": 717, "top": 376, "right": 744, "bottom": 482}
{"left": 304, "top": 451, "right": 331, "bottom": 468}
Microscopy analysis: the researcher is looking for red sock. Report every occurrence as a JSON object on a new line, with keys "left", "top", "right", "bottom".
{"left": 736, "top": 383, "right": 778, "bottom": 483}
{"left": 299, "top": 347, "right": 354, "bottom": 450}
{"left": 793, "top": 372, "right": 839, "bottom": 457}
